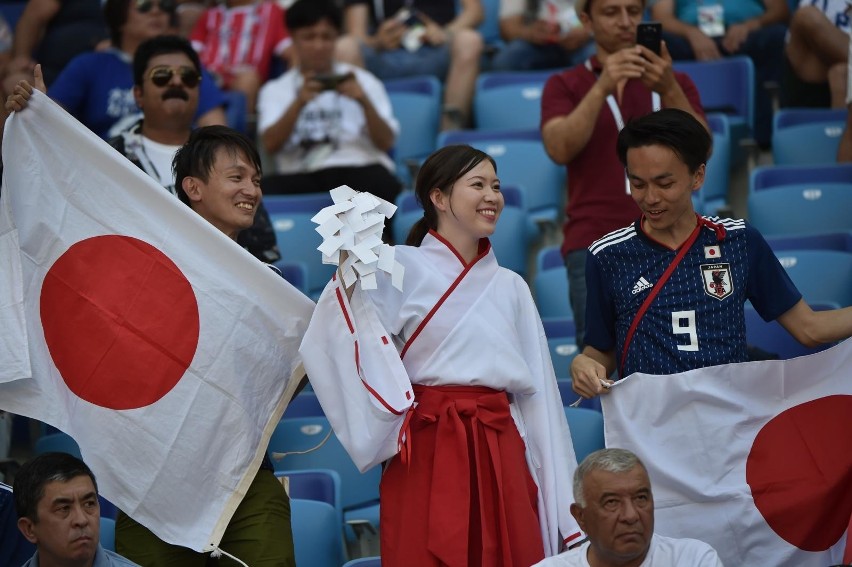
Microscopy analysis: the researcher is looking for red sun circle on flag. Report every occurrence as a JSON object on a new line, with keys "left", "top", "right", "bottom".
{"left": 746, "top": 395, "right": 852, "bottom": 552}
{"left": 40, "top": 235, "right": 200, "bottom": 410}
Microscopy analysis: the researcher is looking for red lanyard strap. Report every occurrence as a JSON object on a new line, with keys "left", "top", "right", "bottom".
{"left": 618, "top": 216, "right": 725, "bottom": 377}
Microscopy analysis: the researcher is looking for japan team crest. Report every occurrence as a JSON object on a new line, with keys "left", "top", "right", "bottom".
{"left": 701, "top": 263, "right": 733, "bottom": 300}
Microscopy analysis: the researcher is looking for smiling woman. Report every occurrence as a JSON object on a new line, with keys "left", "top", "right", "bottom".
{"left": 300, "top": 144, "right": 585, "bottom": 566}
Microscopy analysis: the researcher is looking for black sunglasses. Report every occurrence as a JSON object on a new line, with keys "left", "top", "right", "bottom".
{"left": 147, "top": 66, "right": 201, "bottom": 88}
{"left": 135, "top": 0, "right": 176, "bottom": 14}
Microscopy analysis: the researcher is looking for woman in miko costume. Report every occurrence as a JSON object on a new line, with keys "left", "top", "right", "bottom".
{"left": 300, "top": 145, "right": 582, "bottom": 566}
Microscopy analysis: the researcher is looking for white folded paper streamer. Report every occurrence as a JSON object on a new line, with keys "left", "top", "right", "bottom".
{"left": 311, "top": 185, "right": 405, "bottom": 291}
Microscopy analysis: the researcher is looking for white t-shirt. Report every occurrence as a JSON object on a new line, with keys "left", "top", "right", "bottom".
{"left": 499, "top": 0, "right": 582, "bottom": 32}
{"left": 257, "top": 61, "right": 399, "bottom": 175}
{"left": 533, "top": 534, "right": 724, "bottom": 566}
{"left": 139, "top": 136, "right": 182, "bottom": 195}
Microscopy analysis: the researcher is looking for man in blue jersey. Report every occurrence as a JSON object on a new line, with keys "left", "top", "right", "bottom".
{"left": 571, "top": 108, "right": 852, "bottom": 397}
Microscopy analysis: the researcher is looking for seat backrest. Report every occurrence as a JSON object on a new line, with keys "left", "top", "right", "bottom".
{"left": 474, "top": 71, "right": 554, "bottom": 131}
{"left": 273, "top": 261, "right": 308, "bottom": 294}
{"left": 33, "top": 432, "right": 82, "bottom": 459}
{"left": 268, "top": 417, "right": 381, "bottom": 511}
{"left": 750, "top": 163, "right": 852, "bottom": 193}
{"left": 672, "top": 56, "right": 755, "bottom": 132}
{"left": 772, "top": 250, "right": 852, "bottom": 306}
{"left": 772, "top": 108, "right": 847, "bottom": 166}
{"left": 99, "top": 517, "right": 116, "bottom": 552}
{"left": 700, "top": 113, "right": 731, "bottom": 213}
{"left": 747, "top": 184, "right": 852, "bottom": 238}
{"left": 438, "top": 129, "right": 565, "bottom": 222}
{"left": 343, "top": 557, "right": 382, "bottom": 567}
{"left": 563, "top": 406, "right": 605, "bottom": 463}
{"left": 385, "top": 76, "right": 442, "bottom": 176}
{"left": 766, "top": 232, "right": 852, "bottom": 254}
{"left": 534, "top": 247, "right": 572, "bottom": 319}
{"left": 283, "top": 391, "right": 325, "bottom": 419}
{"left": 262, "top": 193, "right": 336, "bottom": 297}
{"left": 291, "top": 498, "right": 345, "bottom": 567}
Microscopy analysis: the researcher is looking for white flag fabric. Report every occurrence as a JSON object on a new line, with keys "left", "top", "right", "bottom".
{"left": 0, "top": 92, "right": 315, "bottom": 551}
{"left": 602, "top": 339, "right": 852, "bottom": 567}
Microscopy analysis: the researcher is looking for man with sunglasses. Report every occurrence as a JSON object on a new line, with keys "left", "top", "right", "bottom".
{"left": 45, "top": 0, "right": 227, "bottom": 140}
{"left": 108, "top": 35, "right": 281, "bottom": 263}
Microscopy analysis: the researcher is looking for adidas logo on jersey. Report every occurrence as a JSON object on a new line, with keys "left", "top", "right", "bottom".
{"left": 631, "top": 277, "right": 653, "bottom": 295}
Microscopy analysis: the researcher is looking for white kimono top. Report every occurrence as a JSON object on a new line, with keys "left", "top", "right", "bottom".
{"left": 300, "top": 232, "right": 583, "bottom": 555}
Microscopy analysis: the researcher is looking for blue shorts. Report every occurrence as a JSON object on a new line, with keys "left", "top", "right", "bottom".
{"left": 362, "top": 43, "right": 451, "bottom": 81}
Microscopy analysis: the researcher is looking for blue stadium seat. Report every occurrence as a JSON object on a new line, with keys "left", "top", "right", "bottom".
{"left": 34, "top": 432, "right": 81, "bottom": 458}
{"left": 673, "top": 57, "right": 755, "bottom": 164}
{"left": 393, "top": 186, "right": 535, "bottom": 277}
{"left": 385, "top": 75, "right": 442, "bottom": 187}
{"left": 542, "top": 318, "right": 578, "bottom": 380}
{"left": 473, "top": 71, "right": 553, "bottom": 131}
{"left": 699, "top": 113, "right": 731, "bottom": 215}
{"left": 283, "top": 391, "right": 325, "bottom": 419}
{"left": 262, "top": 193, "right": 336, "bottom": 299}
{"left": 437, "top": 128, "right": 565, "bottom": 227}
{"left": 556, "top": 379, "right": 602, "bottom": 412}
{"left": 773, "top": 249, "right": 852, "bottom": 306}
{"left": 291, "top": 499, "right": 346, "bottom": 567}
{"left": 344, "top": 558, "right": 381, "bottom": 567}
{"left": 277, "top": 468, "right": 342, "bottom": 525}
{"left": 534, "top": 246, "right": 572, "bottom": 319}
{"left": 100, "top": 517, "right": 116, "bottom": 552}
{"left": 747, "top": 171, "right": 852, "bottom": 238}
{"left": 772, "top": 108, "right": 847, "bottom": 166}
{"left": 766, "top": 232, "right": 852, "bottom": 254}
{"left": 477, "top": 0, "right": 502, "bottom": 47}
{"left": 750, "top": 163, "right": 852, "bottom": 194}
{"left": 272, "top": 261, "right": 308, "bottom": 294}
{"left": 563, "top": 406, "right": 605, "bottom": 463}
{"left": 268, "top": 417, "right": 381, "bottom": 544}
{"left": 744, "top": 302, "right": 839, "bottom": 360}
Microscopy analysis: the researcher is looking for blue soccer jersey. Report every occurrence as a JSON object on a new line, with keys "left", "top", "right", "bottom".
{"left": 584, "top": 217, "right": 802, "bottom": 377}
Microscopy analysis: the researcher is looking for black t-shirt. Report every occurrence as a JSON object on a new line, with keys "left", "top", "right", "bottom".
{"left": 343, "top": 0, "right": 457, "bottom": 27}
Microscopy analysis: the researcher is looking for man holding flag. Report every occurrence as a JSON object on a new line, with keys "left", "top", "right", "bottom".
{"left": 569, "top": 107, "right": 852, "bottom": 565}
{"left": 1, "top": 67, "right": 313, "bottom": 562}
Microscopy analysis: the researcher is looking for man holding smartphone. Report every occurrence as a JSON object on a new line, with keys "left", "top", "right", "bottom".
{"left": 540, "top": 0, "right": 706, "bottom": 352}
{"left": 258, "top": 0, "right": 401, "bottom": 211}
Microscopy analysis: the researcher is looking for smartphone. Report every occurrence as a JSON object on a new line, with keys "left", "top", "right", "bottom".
{"left": 636, "top": 22, "right": 662, "bottom": 56}
{"left": 314, "top": 73, "right": 352, "bottom": 91}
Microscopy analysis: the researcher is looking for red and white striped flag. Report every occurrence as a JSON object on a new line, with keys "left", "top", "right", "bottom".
{"left": 0, "top": 91, "right": 314, "bottom": 551}
{"left": 602, "top": 339, "right": 852, "bottom": 566}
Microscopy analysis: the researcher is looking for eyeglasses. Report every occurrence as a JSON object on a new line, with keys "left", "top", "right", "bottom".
{"left": 147, "top": 66, "right": 201, "bottom": 88}
{"left": 135, "top": 0, "right": 176, "bottom": 14}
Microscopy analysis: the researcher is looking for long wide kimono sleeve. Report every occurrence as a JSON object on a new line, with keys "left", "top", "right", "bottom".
{"left": 299, "top": 275, "right": 414, "bottom": 472}
{"left": 510, "top": 279, "right": 584, "bottom": 553}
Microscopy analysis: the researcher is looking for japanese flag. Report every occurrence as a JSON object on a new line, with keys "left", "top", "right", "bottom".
{"left": 0, "top": 92, "right": 315, "bottom": 551}
{"left": 602, "top": 339, "right": 852, "bottom": 567}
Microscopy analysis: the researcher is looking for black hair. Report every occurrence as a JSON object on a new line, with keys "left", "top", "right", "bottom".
{"left": 616, "top": 108, "right": 712, "bottom": 174}
{"left": 14, "top": 453, "right": 98, "bottom": 522}
{"left": 173, "top": 126, "right": 263, "bottom": 207}
{"left": 285, "top": 0, "right": 342, "bottom": 33}
{"left": 580, "top": 0, "right": 646, "bottom": 16}
{"left": 406, "top": 145, "right": 497, "bottom": 246}
{"left": 103, "top": 0, "right": 177, "bottom": 48}
{"left": 133, "top": 35, "right": 201, "bottom": 87}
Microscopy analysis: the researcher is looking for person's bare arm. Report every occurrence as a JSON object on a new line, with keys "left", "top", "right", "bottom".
{"left": 446, "top": 0, "right": 484, "bottom": 33}
{"left": 9, "top": 0, "right": 61, "bottom": 72}
{"left": 337, "top": 75, "right": 395, "bottom": 151}
{"left": 651, "top": 0, "right": 720, "bottom": 60}
{"left": 722, "top": 0, "right": 789, "bottom": 54}
{"left": 570, "top": 346, "right": 616, "bottom": 398}
{"left": 345, "top": 3, "right": 404, "bottom": 51}
{"left": 261, "top": 77, "right": 321, "bottom": 154}
{"left": 776, "top": 299, "right": 852, "bottom": 347}
{"left": 541, "top": 47, "right": 644, "bottom": 164}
